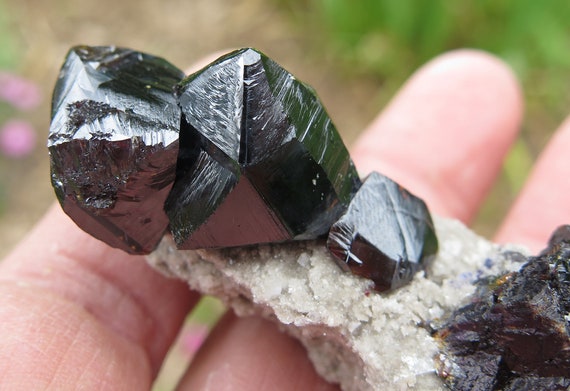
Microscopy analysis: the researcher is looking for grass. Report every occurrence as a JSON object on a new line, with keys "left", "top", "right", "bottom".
{"left": 280, "top": 1, "right": 570, "bottom": 81}
{"left": 278, "top": 1, "right": 570, "bottom": 129}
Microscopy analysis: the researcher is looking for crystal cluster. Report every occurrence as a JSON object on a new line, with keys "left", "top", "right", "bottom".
{"left": 48, "top": 46, "right": 184, "bottom": 254}
{"left": 48, "top": 45, "right": 570, "bottom": 391}
{"left": 48, "top": 45, "right": 437, "bottom": 292}
{"left": 434, "top": 225, "right": 570, "bottom": 390}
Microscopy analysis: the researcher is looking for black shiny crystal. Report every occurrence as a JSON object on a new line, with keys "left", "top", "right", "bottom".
{"left": 327, "top": 172, "right": 438, "bottom": 292}
{"left": 48, "top": 46, "right": 184, "bottom": 254}
{"left": 434, "top": 225, "right": 570, "bottom": 390}
{"left": 165, "top": 48, "right": 361, "bottom": 249}
{"left": 47, "top": 45, "right": 439, "bottom": 293}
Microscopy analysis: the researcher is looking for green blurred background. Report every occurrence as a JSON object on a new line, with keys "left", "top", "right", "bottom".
{"left": 1, "top": 0, "right": 569, "bottom": 389}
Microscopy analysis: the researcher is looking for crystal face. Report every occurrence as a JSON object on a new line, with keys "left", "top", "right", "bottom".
{"left": 165, "top": 48, "right": 362, "bottom": 249}
{"left": 47, "top": 45, "right": 438, "bottom": 295}
{"left": 435, "top": 225, "right": 570, "bottom": 390}
{"left": 48, "top": 46, "right": 184, "bottom": 254}
{"left": 326, "top": 172, "right": 438, "bottom": 292}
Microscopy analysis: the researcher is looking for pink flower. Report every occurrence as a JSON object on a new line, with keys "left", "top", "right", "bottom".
{"left": 180, "top": 323, "right": 209, "bottom": 356}
{"left": 0, "top": 119, "right": 36, "bottom": 158}
{"left": 0, "top": 72, "right": 41, "bottom": 111}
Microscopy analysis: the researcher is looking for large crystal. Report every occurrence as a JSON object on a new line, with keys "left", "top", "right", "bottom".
{"left": 48, "top": 45, "right": 184, "bottom": 254}
{"left": 165, "top": 48, "right": 361, "bottom": 249}
{"left": 327, "top": 172, "right": 438, "bottom": 292}
{"left": 435, "top": 225, "right": 570, "bottom": 390}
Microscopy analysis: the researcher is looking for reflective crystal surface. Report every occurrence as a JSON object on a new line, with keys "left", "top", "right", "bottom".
{"left": 326, "top": 172, "right": 438, "bottom": 292}
{"left": 165, "top": 48, "right": 361, "bottom": 249}
{"left": 435, "top": 225, "right": 570, "bottom": 390}
{"left": 48, "top": 45, "right": 184, "bottom": 254}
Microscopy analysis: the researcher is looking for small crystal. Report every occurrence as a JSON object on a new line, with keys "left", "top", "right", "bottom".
{"left": 48, "top": 45, "right": 184, "bottom": 254}
{"left": 435, "top": 225, "right": 570, "bottom": 390}
{"left": 165, "top": 48, "right": 361, "bottom": 249}
{"left": 327, "top": 172, "right": 438, "bottom": 292}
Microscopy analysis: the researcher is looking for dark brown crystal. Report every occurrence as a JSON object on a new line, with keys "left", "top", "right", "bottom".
{"left": 47, "top": 45, "right": 439, "bottom": 294}
{"left": 165, "top": 48, "right": 361, "bottom": 249}
{"left": 326, "top": 172, "right": 438, "bottom": 292}
{"left": 48, "top": 45, "right": 184, "bottom": 254}
{"left": 434, "top": 225, "right": 570, "bottom": 390}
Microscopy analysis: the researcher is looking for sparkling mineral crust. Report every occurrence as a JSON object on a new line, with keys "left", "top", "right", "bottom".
{"left": 164, "top": 48, "right": 361, "bottom": 249}
{"left": 327, "top": 172, "right": 438, "bottom": 292}
{"left": 434, "top": 225, "right": 570, "bottom": 391}
{"left": 48, "top": 46, "right": 184, "bottom": 254}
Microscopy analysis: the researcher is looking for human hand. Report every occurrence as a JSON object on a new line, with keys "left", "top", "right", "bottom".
{"left": 0, "top": 49, "right": 567, "bottom": 390}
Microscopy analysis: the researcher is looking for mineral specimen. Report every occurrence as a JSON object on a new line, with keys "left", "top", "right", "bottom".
{"left": 147, "top": 215, "right": 529, "bottom": 391}
{"left": 434, "top": 225, "right": 570, "bottom": 391}
{"left": 47, "top": 45, "right": 436, "bottom": 292}
{"left": 327, "top": 172, "right": 438, "bottom": 292}
{"left": 48, "top": 46, "right": 184, "bottom": 254}
{"left": 165, "top": 48, "right": 361, "bottom": 249}
{"left": 47, "top": 44, "right": 570, "bottom": 391}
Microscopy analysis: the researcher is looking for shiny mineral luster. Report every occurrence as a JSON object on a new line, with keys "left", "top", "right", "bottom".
{"left": 165, "top": 48, "right": 361, "bottom": 249}
{"left": 48, "top": 45, "right": 184, "bottom": 254}
{"left": 435, "top": 225, "right": 570, "bottom": 390}
{"left": 327, "top": 172, "right": 438, "bottom": 292}
{"left": 48, "top": 45, "right": 436, "bottom": 296}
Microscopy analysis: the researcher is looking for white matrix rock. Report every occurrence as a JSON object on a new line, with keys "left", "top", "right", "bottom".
{"left": 147, "top": 216, "right": 527, "bottom": 390}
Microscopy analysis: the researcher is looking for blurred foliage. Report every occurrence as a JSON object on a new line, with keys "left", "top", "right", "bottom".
{"left": 276, "top": 0, "right": 570, "bottom": 213}
{"left": 0, "top": 0, "right": 20, "bottom": 69}
{"left": 278, "top": 0, "right": 570, "bottom": 85}
{"left": 0, "top": 2, "right": 39, "bottom": 219}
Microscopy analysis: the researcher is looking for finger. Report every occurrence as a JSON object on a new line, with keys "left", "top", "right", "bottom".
{"left": 174, "top": 50, "right": 522, "bottom": 389}
{"left": 0, "top": 52, "right": 234, "bottom": 389}
{"left": 177, "top": 313, "right": 339, "bottom": 391}
{"left": 495, "top": 118, "right": 570, "bottom": 252}
{"left": 351, "top": 49, "right": 523, "bottom": 223}
{"left": 0, "top": 204, "right": 199, "bottom": 389}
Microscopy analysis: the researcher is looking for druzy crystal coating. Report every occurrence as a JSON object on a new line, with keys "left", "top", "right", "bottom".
{"left": 327, "top": 172, "right": 438, "bottom": 292}
{"left": 165, "top": 48, "right": 362, "bottom": 249}
{"left": 48, "top": 46, "right": 184, "bottom": 254}
{"left": 435, "top": 225, "right": 570, "bottom": 390}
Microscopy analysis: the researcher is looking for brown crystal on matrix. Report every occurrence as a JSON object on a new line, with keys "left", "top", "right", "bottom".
{"left": 327, "top": 172, "right": 438, "bottom": 292}
{"left": 165, "top": 48, "right": 361, "bottom": 249}
{"left": 434, "top": 225, "right": 570, "bottom": 391}
{"left": 48, "top": 46, "right": 184, "bottom": 254}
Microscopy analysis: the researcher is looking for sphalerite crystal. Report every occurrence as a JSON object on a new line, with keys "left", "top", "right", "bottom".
{"left": 434, "top": 225, "right": 570, "bottom": 390}
{"left": 327, "top": 172, "right": 438, "bottom": 292}
{"left": 48, "top": 45, "right": 438, "bottom": 294}
{"left": 48, "top": 46, "right": 184, "bottom": 254}
{"left": 164, "top": 48, "right": 361, "bottom": 249}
